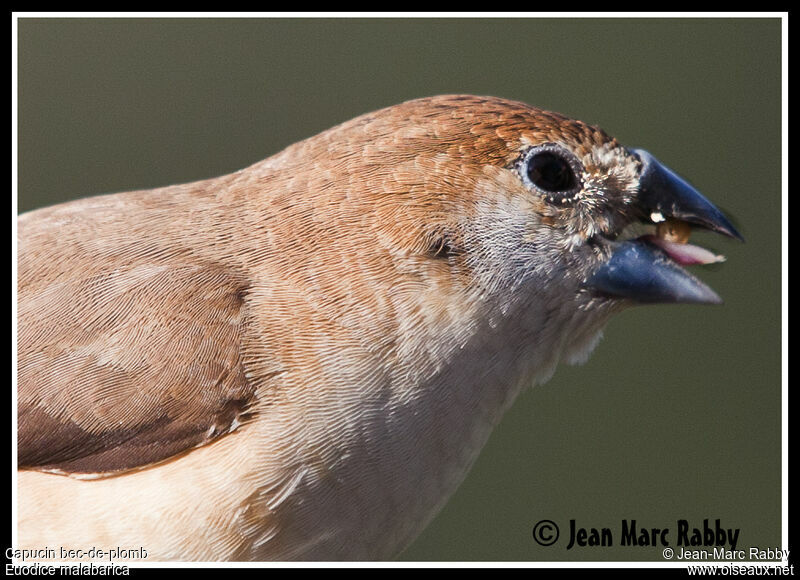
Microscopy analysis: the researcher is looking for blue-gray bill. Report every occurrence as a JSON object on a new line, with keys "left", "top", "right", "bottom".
{"left": 633, "top": 149, "right": 743, "bottom": 242}
{"left": 587, "top": 150, "right": 743, "bottom": 305}
{"left": 589, "top": 241, "right": 723, "bottom": 304}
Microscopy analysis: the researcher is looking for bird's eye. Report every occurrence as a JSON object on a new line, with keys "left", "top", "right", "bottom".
{"left": 519, "top": 144, "right": 583, "bottom": 204}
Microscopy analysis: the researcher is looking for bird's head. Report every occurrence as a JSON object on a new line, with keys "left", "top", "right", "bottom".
{"left": 255, "top": 95, "right": 742, "bottom": 369}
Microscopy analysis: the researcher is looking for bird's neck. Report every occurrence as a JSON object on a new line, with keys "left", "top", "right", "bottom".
{"left": 244, "top": 289, "right": 611, "bottom": 560}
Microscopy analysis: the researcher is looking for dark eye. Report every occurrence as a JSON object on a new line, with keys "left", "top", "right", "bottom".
{"left": 527, "top": 151, "right": 575, "bottom": 191}
{"left": 519, "top": 144, "right": 583, "bottom": 203}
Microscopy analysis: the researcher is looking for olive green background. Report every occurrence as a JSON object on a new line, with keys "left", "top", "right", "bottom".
{"left": 16, "top": 17, "right": 782, "bottom": 562}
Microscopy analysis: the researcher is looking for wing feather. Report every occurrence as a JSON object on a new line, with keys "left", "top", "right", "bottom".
{"left": 18, "top": 253, "right": 256, "bottom": 475}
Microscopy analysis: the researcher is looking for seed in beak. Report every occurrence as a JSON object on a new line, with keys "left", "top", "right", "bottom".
{"left": 656, "top": 218, "right": 692, "bottom": 244}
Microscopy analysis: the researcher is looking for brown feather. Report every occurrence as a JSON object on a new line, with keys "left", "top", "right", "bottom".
{"left": 17, "top": 95, "right": 640, "bottom": 560}
{"left": 18, "top": 177, "right": 258, "bottom": 474}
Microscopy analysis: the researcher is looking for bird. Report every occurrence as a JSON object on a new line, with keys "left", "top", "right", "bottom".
{"left": 16, "top": 95, "right": 742, "bottom": 561}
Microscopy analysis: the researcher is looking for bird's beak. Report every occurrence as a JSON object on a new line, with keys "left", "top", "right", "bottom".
{"left": 587, "top": 149, "right": 743, "bottom": 305}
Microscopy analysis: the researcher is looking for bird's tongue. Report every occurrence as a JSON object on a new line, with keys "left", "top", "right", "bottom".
{"left": 642, "top": 234, "right": 725, "bottom": 266}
